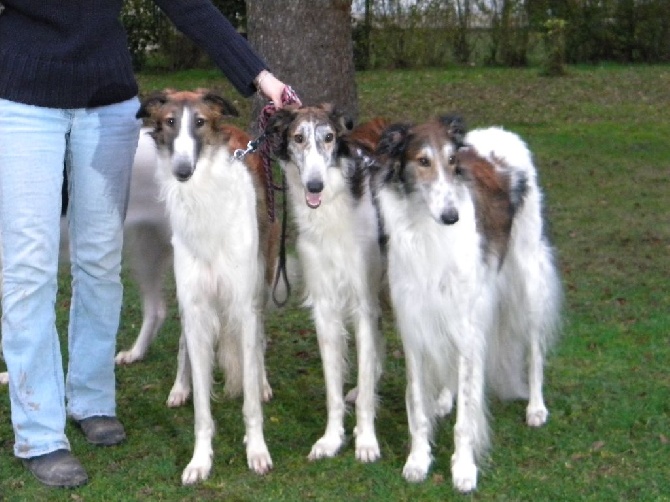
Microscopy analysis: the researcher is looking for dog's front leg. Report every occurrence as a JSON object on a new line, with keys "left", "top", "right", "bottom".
{"left": 451, "top": 339, "right": 486, "bottom": 493}
{"left": 308, "top": 301, "right": 347, "bottom": 460}
{"left": 402, "top": 350, "right": 433, "bottom": 482}
{"left": 353, "top": 307, "right": 382, "bottom": 463}
{"left": 173, "top": 249, "right": 217, "bottom": 485}
{"left": 240, "top": 311, "right": 273, "bottom": 474}
{"left": 180, "top": 309, "right": 216, "bottom": 485}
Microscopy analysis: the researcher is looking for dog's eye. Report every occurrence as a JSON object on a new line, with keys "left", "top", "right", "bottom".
{"left": 324, "top": 133, "right": 334, "bottom": 143}
{"left": 448, "top": 155, "right": 456, "bottom": 165}
{"left": 166, "top": 117, "right": 175, "bottom": 127}
{"left": 195, "top": 117, "right": 205, "bottom": 128}
{"left": 417, "top": 157, "right": 430, "bottom": 167}
{"left": 294, "top": 134, "right": 304, "bottom": 144}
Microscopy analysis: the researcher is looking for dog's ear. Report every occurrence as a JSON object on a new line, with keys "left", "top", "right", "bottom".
{"left": 376, "top": 122, "right": 411, "bottom": 159}
{"left": 264, "top": 108, "right": 297, "bottom": 160}
{"left": 136, "top": 91, "right": 168, "bottom": 120}
{"left": 202, "top": 92, "right": 239, "bottom": 118}
{"left": 318, "top": 103, "right": 354, "bottom": 135}
{"left": 438, "top": 114, "right": 467, "bottom": 147}
{"left": 368, "top": 122, "right": 412, "bottom": 187}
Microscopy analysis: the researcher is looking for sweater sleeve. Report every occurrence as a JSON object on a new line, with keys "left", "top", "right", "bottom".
{"left": 153, "top": 0, "right": 268, "bottom": 97}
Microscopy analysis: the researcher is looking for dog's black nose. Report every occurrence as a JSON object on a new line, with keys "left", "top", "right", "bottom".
{"left": 306, "top": 179, "right": 324, "bottom": 193}
{"left": 174, "top": 162, "right": 194, "bottom": 182}
{"left": 440, "top": 209, "right": 459, "bottom": 225}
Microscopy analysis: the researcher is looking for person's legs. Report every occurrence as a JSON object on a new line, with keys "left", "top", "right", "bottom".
{"left": 65, "top": 98, "right": 140, "bottom": 421}
{"left": 0, "top": 98, "right": 70, "bottom": 458}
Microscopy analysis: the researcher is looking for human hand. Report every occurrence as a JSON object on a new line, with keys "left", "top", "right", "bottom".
{"left": 255, "top": 70, "right": 302, "bottom": 108}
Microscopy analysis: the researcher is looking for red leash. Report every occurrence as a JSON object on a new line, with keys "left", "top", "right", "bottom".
{"left": 229, "top": 85, "right": 300, "bottom": 305}
{"left": 257, "top": 86, "right": 301, "bottom": 306}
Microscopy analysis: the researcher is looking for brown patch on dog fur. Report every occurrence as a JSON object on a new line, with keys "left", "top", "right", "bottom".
{"left": 222, "top": 124, "right": 281, "bottom": 285}
{"left": 456, "top": 147, "right": 513, "bottom": 262}
{"left": 347, "top": 117, "right": 391, "bottom": 153}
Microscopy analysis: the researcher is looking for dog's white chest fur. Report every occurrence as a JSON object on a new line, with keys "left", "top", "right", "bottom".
{"left": 157, "top": 147, "right": 259, "bottom": 266}
{"left": 284, "top": 161, "right": 380, "bottom": 311}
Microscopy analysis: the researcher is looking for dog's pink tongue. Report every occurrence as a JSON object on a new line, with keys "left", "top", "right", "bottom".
{"left": 305, "top": 192, "right": 322, "bottom": 209}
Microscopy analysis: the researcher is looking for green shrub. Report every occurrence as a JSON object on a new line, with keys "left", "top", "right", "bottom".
{"left": 542, "top": 18, "right": 567, "bottom": 76}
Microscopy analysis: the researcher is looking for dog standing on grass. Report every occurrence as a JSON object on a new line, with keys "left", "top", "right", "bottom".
{"left": 372, "top": 116, "right": 562, "bottom": 492}
{"left": 137, "top": 89, "right": 280, "bottom": 484}
{"left": 266, "top": 105, "right": 387, "bottom": 463}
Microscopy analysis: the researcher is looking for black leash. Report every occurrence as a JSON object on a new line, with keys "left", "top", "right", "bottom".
{"left": 271, "top": 173, "right": 291, "bottom": 307}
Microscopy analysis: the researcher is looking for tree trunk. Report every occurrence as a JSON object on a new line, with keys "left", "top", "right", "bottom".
{"left": 246, "top": 0, "right": 359, "bottom": 124}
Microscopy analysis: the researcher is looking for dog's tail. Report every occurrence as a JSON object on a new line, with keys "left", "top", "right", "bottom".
{"left": 486, "top": 240, "right": 562, "bottom": 401}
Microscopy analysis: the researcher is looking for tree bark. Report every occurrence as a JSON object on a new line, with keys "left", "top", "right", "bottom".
{"left": 246, "top": 0, "right": 359, "bottom": 124}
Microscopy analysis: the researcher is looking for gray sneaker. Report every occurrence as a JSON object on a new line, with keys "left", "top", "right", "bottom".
{"left": 76, "top": 416, "right": 126, "bottom": 446}
{"left": 22, "top": 449, "right": 88, "bottom": 488}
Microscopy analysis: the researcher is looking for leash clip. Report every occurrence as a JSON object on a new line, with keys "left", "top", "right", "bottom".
{"left": 232, "top": 135, "right": 265, "bottom": 161}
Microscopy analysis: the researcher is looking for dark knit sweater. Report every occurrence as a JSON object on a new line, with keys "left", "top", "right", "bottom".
{"left": 0, "top": 0, "right": 268, "bottom": 108}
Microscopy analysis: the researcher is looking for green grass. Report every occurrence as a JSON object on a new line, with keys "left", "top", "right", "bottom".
{"left": 1, "top": 65, "right": 669, "bottom": 501}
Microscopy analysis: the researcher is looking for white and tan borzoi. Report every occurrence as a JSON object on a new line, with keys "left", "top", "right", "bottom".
{"left": 137, "top": 89, "right": 280, "bottom": 484}
{"left": 266, "top": 106, "right": 387, "bottom": 462}
{"left": 372, "top": 116, "right": 562, "bottom": 492}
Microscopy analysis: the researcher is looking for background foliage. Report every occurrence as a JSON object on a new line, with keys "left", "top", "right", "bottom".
{"left": 122, "top": 0, "right": 670, "bottom": 71}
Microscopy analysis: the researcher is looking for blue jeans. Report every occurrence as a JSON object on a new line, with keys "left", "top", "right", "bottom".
{"left": 0, "top": 97, "right": 141, "bottom": 458}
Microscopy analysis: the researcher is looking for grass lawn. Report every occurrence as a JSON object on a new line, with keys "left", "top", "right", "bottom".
{"left": 1, "top": 64, "right": 669, "bottom": 501}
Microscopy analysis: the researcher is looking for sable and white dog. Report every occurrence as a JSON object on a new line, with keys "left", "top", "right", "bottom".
{"left": 372, "top": 116, "right": 562, "bottom": 492}
{"left": 137, "top": 89, "right": 280, "bottom": 484}
{"left": 265, "top": 105, "right": 386, "bottom": 462}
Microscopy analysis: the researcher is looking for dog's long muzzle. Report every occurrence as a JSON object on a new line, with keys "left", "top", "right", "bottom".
{"left": 173, "top": 157, "right": 195, "bottom": 182}
{"left": 439, "top": 207, "right": 459, "bottom": 225}
{"left": 305, "top": 178, "right": 324, "bottom": 209}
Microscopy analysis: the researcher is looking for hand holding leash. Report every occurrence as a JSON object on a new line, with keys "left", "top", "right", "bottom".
{"left": 232, "top": 85, "right": 301, "bottom": 162}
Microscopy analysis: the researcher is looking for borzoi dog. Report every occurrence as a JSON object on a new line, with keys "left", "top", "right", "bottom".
{"left": 114, "top": 128, "right": 173, "bottom": 366}
{"left": 372, "top": 116, "right": 562, "bottom": 492}
{"left": 137, "top": 89, "right": 280, "bottom": 484}
{"left": 265, "top": 105, "right": 386, "bottom": 462}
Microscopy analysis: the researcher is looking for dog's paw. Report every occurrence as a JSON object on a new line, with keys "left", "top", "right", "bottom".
{"left": 308, "top": 432, "right": 345, "bottom": 461}
{"left": 451, "top": 457, "right": 478, "bottom": 493}
{"left": 167, "top": 386, "right": 191, "bottom": 408}
{"left": 526, "top": 404, "right": 549, "bottom": 427}
{"left": 402, "top": 451, "right": 432, "bottom": 483}
{"left": 0, "top": 372, "right": 8, "bottom": 385}
{"left": 114, "top": 349, "right": 144, "bottom": 365}
{"left": 354, "top": 428, "right": 381, "bottom": 463}
{"left": 247, "top": 444, "right": 273, "bottom": 475}
{"left": 355, "top": 440, "right": 381, "bottom": 463}
{"left": 344, "top": 386, "right": 358, "bottom": 404}
{"left": 181, "top": 458, "right": 212, "bottom": 485}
